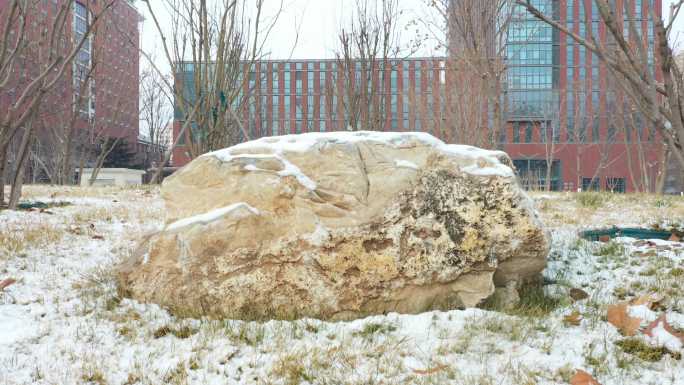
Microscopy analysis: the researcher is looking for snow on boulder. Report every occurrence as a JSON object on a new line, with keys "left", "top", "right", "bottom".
{"left": 118, "top": 131, "right": 549, "bottom": 320}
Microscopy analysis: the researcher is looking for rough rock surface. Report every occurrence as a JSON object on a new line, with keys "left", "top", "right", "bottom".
{"left": 119, "top": 132, "right": 549, "bottom": 320}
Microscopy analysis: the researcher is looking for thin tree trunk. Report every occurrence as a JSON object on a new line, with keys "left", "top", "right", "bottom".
{"left": 60, "top": 132, "right": 74, "bottom": 184}
{"left": 545, "top": 132, "right": 554, "bottom": 191}
{"left": 150, "top": 103, "right": 201, "bottom": 183}
{"left": 30, "top": 148, "right": 53, "bottom": 183}
{"left": 635, "top": 134, "right": 650, "bottom": 192}
{"left": 0, "top": 140, "right": 8, "bottom": 206}
{"left": 88, "top": 137, "right": 121, "bottom": 186}
{"left": 655, "top": 145, "right": 668, "bottom": 195}
{"left": 77, "top": 147, "right": 87, "bottom": 186}
{"left": 624, "top": 143, "right": 640, "bottom": 193}
{"left": 8, "top": 122, "right": 34, "bottom": 209}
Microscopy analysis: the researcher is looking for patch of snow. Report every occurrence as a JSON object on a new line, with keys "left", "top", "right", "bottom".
{"left": 202, "top": 131, "right": 514, "bottom": 178}
{"left": 441, "top": 144, "right": 514, "bottom": 178}
{"left": 204, "top": 131, "right": 444, "bottom": 157}
{"left": 0, "top": 306, "right": 37, "bottom": 345}
{"left": 166, "top": 203, "right": 259, "bottom": 231}
{"left": 534, "top": 194, "right": 562, "bottom": 200}
{"left": 394, "top": 159, "right": 419, "bottom": 170}
{"left": 628, "top": 305, "right": 658, "bottom": 322}
{"left": 219, "top": 152, "right": 317, "bottom": 190}
{"left": 276, "top": 157, "right": 317, "bottom": 190}
{"left": 461, "top": 163, "right": 513, "bottom": 177}
{"left": 648, "top": 320, "right": 683, "bottom": 352}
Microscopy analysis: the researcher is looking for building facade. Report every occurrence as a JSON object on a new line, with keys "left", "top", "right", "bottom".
{"left": 173, "top": 0, "right": 666, "bottom": 193}
{"left": 0, "top": 0, "right": 140, "bottom": 181}
{"left": 503, "top": 0, "right": 663, "bottom": 192}
{"left": 65, "top": 0, "right": 140, "bottom": 145}
{"left": 172, "top": 58, "right": 447, "bottom": 166}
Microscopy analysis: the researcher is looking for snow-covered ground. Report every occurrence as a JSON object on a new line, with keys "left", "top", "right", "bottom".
{"left": 0, "top": 186, "right": 683, "bottom": 385}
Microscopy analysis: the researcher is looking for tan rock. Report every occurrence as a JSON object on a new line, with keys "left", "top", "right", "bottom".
{"left": 118, "top": 132, "right": 549, "bottom": 320}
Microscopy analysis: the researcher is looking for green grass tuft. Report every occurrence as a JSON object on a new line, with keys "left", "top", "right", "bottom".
{"left": 596, "top": 241, "right": 624, "bottom": 258}
{"left": 615, "top": 338, "right": 682, "bottom": 361}
{"left": 511, "top": 283, "right": 565, "bottom": 318}
{"left": 576, "top": 192, "right": 607, "bottom": 208}
{"left": 353, "top": 322, "right": 397, "bottom": 339}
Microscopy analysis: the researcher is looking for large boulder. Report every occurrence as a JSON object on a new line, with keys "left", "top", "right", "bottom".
{"left": 119, "top": 132, "right": 548, "bottom": 320}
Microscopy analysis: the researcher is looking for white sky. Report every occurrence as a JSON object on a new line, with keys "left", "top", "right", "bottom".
{"left": 138, "top": 0, "right": 684, "bottom": 73}
{"left": 137, "top": 0, "right": 437, "bottom": 65}
{"left": 136, "top": 0, "right": 684, "bottom": 138}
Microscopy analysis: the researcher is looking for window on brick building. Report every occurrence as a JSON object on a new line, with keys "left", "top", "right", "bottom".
{"left": 524, "top": 122, "right": 533, "bottom": 143}
{"left": 582, "top": 177, "right": 600, "bottom": 192}
{"left": 605, "top": 178, "right": 626, "bottom": 193}
{"left": 514, "top": 159, "right": 561, "bottom": 191}
{"left": 513, "top": 122, "right": 521, "bottom": 143}
{"left": 73, "top": 1, "right": 94, "bottom": 118}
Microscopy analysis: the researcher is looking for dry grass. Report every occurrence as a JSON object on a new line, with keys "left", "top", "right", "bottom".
{"left": 68, "top": 204, "right": 162, "bottom": 226}
{"left": 19, "top": 184, "right": 159, "bottom": 200}
{"left": 0, "top": 219, "right": 64, "bottom": 259}
{"left": 531, "top": 192, "right": 684, "bottom": 228}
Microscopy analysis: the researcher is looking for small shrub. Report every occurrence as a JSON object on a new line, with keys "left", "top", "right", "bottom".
{"left": 639, "top": 267, "right": 658, "bottom": 276}
{"left": 163, "top": 361, "right": 188, "bottom": 385}
{"left": 153, "top": 325, "right": 172, "bottom": 339}
{"left": 595, "top": 242, "right": 624, "bottom": 258}
{"left": 105, "top": 296, "right": 122, "bottom": 311}
{"left": 615, "top": 338, "right": 682, "bottom": 361}
{"left": 576, "top": 192, "right": 606, "bottom": 208}
{"left": 82, "top": 367, "right": 107, "bottom": 385}
{"left": 304, "top": 322, "right": 319, "bottom": 334}
{"left": 232, "top": 322, "right": 266, "bottom": 346}
{"left": 353, "top": 322, "right": 397, "bottom": 339}
{"left": 188, "top": 356, "right": 200, "bottom": 370}
{"left": 153, "top": 324, "right": 196, "bottom": 339}
{"left": 272, "top": 353, "right": 314, "bottom": 385}
{"left": 509, "top": 283, "right": 564, "bottom": 318}
{"left": 117, "top": 326, "right": 133, "bottom": 337}
{"left": 171, "top": 325, "right": 195, "bottom": 339}
{"left": 123, "top": 373, "right": 142, "bottom": 385}
{"left": 653, "top": 198, "right": 672, "bottom": 208}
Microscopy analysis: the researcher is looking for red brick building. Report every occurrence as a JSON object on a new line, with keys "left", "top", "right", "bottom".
{"left": 0, "top": 0, "right": 140, "bottom": 178}
{"left": 500, "top": 0, "right": 665, "bottom": 193}
{"left": 172, "top": 58, "right": 447, "bottom": 166}
{"left": 172, "top": 0, "right": 669, "bottom": 193}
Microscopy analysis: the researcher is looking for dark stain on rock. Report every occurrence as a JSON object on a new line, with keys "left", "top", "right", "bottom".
{"left": 362, "top": 238, "right": 394, "bottom": 253}
{"left": 415, "top": 170, "right": 468, "bottom": 245}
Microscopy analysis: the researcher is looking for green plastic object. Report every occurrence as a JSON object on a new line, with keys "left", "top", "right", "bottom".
{"left": 580, "top": 227, "right": 672, "bottom": 241}
{"left": 15, "top": 201, "right": 71, "bottom": 211}
{"left": 16, "top": 201, "right": 49, "bottom": 210}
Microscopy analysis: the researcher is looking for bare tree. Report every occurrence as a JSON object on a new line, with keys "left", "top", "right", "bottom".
{"left": 516, "top": 0, "right": 684, "bottom": 180}
{"left": 30, "top": 2, "right": 138, "bottom": 187}
{"left": 139, "top": 0, "right": 285, "bottom": 178}
{"left": 0, "top": 0, "right": 115, "bottom": 208}
{"left": 329, "top": 0, "right": 421, "bottom": 132}
{"left": 32, "top": 50, "right": 99, "bottom": 185}
{"left": 427, "top": 0, "right": 513, "bottom": 147}
{"left": 139, "top": 66, "right": 172, "bottom": 182}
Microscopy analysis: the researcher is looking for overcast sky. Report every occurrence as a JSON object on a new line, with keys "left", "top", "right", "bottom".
{"left": 138, "top": 0, "right": 442, "bottom": 66}
{"left": 138, "top": 0, "right": 684, "bottom": 65}
{"left": 136, "top": 0, "right": 684, "bottom": 137}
